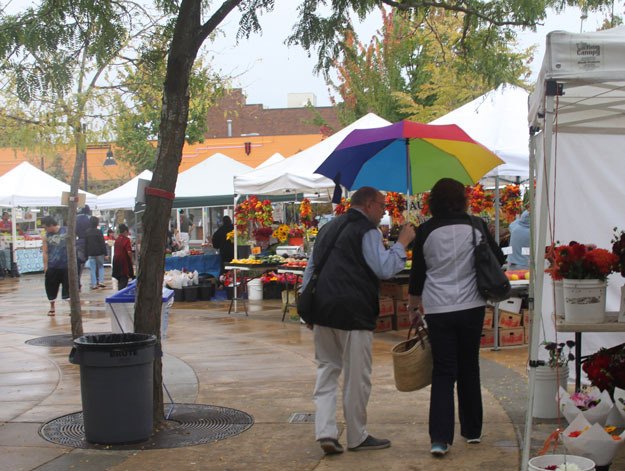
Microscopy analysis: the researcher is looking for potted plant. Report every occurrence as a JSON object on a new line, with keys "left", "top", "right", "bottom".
{"left": 533, "top": 340, "right": 575, "bottom": 419}
{"left": 545, "top": 241, "right": 618, "bottom": 323}
{"left": 288, "top": 225, "right": 305, "bottom": 246}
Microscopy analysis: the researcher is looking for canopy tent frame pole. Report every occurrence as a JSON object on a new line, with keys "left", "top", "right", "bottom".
{"left": 521, "top": 90, "right": 555, "bottom": 471}
{"left": 11, "top": 206, "right": 18, "bottom": 272}
{"left": 493, "top": 176, "right": 501, "bottom": 351}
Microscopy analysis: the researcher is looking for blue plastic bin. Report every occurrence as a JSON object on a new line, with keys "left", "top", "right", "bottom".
{"left": 105, "top": 280, "right": 174, "bottom": 335}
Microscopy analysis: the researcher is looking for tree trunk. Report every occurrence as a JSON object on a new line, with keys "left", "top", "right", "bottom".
{"left": 134, "top": 0, "right": 203, "bottom": 425}
{"left": 67, "top": 135, "right": 85, "bottom": 339}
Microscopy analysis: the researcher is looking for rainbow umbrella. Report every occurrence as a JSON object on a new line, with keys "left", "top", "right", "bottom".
{"left": 315, "top": 120, "right": 504, "bottom": 194}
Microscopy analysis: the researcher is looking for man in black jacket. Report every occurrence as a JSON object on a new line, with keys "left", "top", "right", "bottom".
{"left": 301, "top": 186, "right": 415, "bottom": 455}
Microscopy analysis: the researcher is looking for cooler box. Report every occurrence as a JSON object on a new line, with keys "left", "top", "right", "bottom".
{"left": 105, "top": 280, "right": 174, "bottom": 336}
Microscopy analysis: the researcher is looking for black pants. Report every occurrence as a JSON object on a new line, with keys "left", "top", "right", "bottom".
{"left": 117, "top": 276, "right": 129, "bottom": 290}
{"left": 45, "top": 268, "right": 69, "bottom": 301}
{"left": 425, "top": 307, "right": 485, "bottom": 445}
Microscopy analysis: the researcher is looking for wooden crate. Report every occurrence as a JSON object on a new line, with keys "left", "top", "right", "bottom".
{"left": 379, "top": 296, "right": 395, "bottom": 317}
{"left": 480, "top": 330, "right": 495, "bottom": 348}
{"left": 499, "top": 311, "right": 523, "bottom": 328}
{"left": 499, "top": 327, "right": 525, "bottom": 347}
{"left": 483, "top": 307, "right": 494, "bottom": 330}
{"left": 392, "top": 313, "right": 411, "bottom": 330}
{"left": 374, "top": 316, "right": 392, "bottom": 333}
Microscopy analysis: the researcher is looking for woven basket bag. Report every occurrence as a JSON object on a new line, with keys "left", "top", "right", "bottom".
{"left": 391, "top": 321, "right": 433, "bottom": 392}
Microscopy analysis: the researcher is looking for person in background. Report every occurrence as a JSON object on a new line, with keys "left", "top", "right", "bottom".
{"left": 301, "top": 186, "right": 415, "bottom": 455}
{"left": 211, "top": 215, "right": 234, "bottom": 273}
{"left": 105, "top": 228, "right": 115, "bottom": 264}
{"left": 112, "top": 223, "right": 133, "bottom": 290}
{"left": 41, "top": 216, "right": 69, "bottom": 316}
{"left": 507, "top": 208, "right": 530, "bottom": 269}
{"left": 75, "top": 205, "right": 91, "bottom": 286}
{"left": 178, "top": 209, "right": 190, "bottom": 246}
{"left": 408, "top": 178, "right": 505, "bottom": 457}
{"left": 0, "top": 211, "right": 12, "bottom": 232}
{"left": 85, "top": 216, "right": 107, "bottom": 289}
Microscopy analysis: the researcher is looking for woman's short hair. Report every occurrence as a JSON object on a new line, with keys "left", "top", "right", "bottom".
{"left": 429, "top": 178, "right": 467, "bottom": 216}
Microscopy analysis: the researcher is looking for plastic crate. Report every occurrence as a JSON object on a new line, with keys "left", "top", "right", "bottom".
{"left": 105, "top": 280, "right": 174, "bottom": 335}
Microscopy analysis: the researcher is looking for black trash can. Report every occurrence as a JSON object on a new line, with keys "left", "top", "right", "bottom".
{"left": 183, "top": 285, "right": 198, "bottom": 302}
{"left": 69, "top": 333, "right": 158, "bottom": 444}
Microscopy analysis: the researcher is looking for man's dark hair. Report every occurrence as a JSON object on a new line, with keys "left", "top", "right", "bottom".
{"left": 429, "top": 178, "right": 467, "bottom": 217}
{"left": 41, "top": 216, "right": 58, "bottom": 227}
{"left": 350, "top": 186, "right": 379, "bottom": 207}
{"left": 89, "top": 216, "right": 99, "bottom": 228}
{"left": 222, "top": 215, "right": 232, "bottom": 225}
{"left": 119, "top": 223, "right": 129, "bottom": 234}
{"left": 80, "top": 205, "right": 91, "bottom": 215}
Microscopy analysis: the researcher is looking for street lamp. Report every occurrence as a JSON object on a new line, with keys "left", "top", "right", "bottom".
{"left": 103, "top": 147, "right": 117, "bottom": 166}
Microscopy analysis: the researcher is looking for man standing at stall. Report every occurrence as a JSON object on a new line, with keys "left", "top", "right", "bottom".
{"left": 301, "top": 186, "right": 415, "bottom": 455}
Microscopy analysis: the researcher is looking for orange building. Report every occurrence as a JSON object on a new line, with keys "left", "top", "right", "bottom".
{"left": 0, "top": 89, "right": 339, "bottom": 193}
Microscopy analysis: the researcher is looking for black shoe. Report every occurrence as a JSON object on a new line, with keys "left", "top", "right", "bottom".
{"left": 319, "top": 438, "right": 344, "bottom": 455}
{"left": 348, "top": 435, "right": 391, "bottom": 451}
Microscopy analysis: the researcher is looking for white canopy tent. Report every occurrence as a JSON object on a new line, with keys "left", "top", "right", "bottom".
{"left": 524, "top": 26, "right": 625, "bottom": 470}
{"left": 0, "top": 161, "right": 95, "bottom": 207}
{"left": 173, "top": 153, "right": 252, "bottom": 208}
{"left": 0, "top": 161, "right": 96, "bottom": 263}
{"left": 257, "top": 152, "right": 285, "bottom": 169}
{"left": 430, "top": 83, "right": 530, "bottom": 178}
{"left": 96, "top": 170, "right": 153, "bottom": 210}
{"left": 233, "top": 113, "right": 391, "bottom": 196}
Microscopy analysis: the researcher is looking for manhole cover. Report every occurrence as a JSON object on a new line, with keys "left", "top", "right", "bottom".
{"left": 288, "top": 412, "right": 315, "bottom": 424}
{"left": 26, "top": 334, "right": 74, "bottom": 347}
{"left": 39, "top": 403, "right": 254, "bottom": 449}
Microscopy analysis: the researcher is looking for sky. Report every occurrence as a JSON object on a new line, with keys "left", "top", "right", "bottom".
{"left": 206, "top": 2, "right": 620, "bottom": 108}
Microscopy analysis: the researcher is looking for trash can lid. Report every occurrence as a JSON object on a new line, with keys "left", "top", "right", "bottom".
{"left": 105, "top": 282, "right": 174, "bottom": 303}
{"left": 73, "top": 332, "right": 157, "bottom": 350}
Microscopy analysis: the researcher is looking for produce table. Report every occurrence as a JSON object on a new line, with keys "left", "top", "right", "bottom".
{"left": 164, "top": 253, "right": 221, "bottom": 278}
{"left": 277, "top": 267, "right": 305, "bottom": 321}
{"left": 224, "top": 263, "right": 285, "bottom": 315}
{"left": 556, "top": 313, "right": 625, "bottom": 391}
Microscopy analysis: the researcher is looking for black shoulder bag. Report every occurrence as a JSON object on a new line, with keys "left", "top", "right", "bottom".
{"left": 467, "top": 215, "right": 511, "bottom": 303}
{"left": 297, "top": 220, "right": 349, "bottom": 324}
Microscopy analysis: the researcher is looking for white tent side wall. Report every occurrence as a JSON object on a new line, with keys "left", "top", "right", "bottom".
{"left": 524, "top": 25, "right": 625, "bottom": 470}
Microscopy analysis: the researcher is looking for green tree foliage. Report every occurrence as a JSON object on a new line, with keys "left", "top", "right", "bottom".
{"left": 113, "top": 30, "right": 226, "bottom": 172}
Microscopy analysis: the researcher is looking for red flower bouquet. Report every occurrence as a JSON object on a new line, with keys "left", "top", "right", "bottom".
{"left": 545, "top": 241, "right": 619, "bottom": 281}
{"left": 582, "top": 342, "right": 625, "bottom": 395}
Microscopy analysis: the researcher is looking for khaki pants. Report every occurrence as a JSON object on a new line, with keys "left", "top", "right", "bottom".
{"left": 313, "top": 325, "right": 373, "bottom": 448}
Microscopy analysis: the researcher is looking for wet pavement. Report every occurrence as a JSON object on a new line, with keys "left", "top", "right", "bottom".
{"left": 0, "top": 271, "right": 623, "bottom": 470}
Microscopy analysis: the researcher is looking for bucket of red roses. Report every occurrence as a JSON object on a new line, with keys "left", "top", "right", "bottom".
{"left": 558, "top": 387, "right": 615, "bottom": 427}
{"left": 528, "top": 453, "right": 596, "bottom": 471}
{"left": 561, "top": 412, "right": 625, "bottom": 470}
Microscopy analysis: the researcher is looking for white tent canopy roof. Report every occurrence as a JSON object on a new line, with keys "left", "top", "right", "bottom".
{"left": 257, "top": 153, "right": 286, "bottom": 168}
{"left": 234, "top": 113, "right": 391, "bottom": 195}
{"left": 0, "top": 161, "right": 95, "bottom": 207}
{"left": 529, "top": 26, "right": 625, "bottom": 133}
{"left": 175, "top": 152, "right": 252, "bottom": 198}
{"left": 430, "top": 84, "right": 530, "bottom": 177}
{"left": 96, "top": 170, "right": 153, "bottom": 210}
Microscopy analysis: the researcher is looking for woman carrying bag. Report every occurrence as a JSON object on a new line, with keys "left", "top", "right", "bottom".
{"left": 407, "top": 178, "right": 505, "bottom": 457}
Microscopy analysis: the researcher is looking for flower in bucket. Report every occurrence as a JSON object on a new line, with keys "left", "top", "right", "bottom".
{"left": 611, "top": 227, "right": 625, "bottom": 277}
{"left": 545, "top": 241, "right": 619, "bottom": 281}
{"left": 299, "top": 198, "right": 314, "bottom": 227}
{"left": 559, "top": 386, "right": 614, "bottom": 426}
{"left": 272, "top": 224, "right": 289, "bottom": 243}
{"left": 253, "top": 226, "right": 273, "bottom": 240}
{"left": 288, "top": 225, "right": 305, "bottom": 238}
{"left": 561, "top": 413, "right": 625, "bottom": 468}
{"left": 542, "top": 340, "right": 575, "bottom": 368}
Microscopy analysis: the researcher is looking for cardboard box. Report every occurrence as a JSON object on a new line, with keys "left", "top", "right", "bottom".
{"left": 498, "top": 296, "right": 522, "bottom": 314}
{"left": 521, "top": 308, "right": 530, "bottom": 326}
{"left": 499, "top": 311, "right": 523, "bottom": 328}
{"left": 379, "top": 296, "right": 395, "bottom": 317}
{"left": 380, "top": 282, "right": 409, "bottom": 300}
{"left": 374, "top": 315, "right": 392, "bottom": 333}
{"left": 483, "top": 307, "right": 494, "bottom": 330}
{"left": 524, "top": 325, "right": 530, "bottom": 344}
{"left": 480, "top": 330, "right": 495, "bottom": 348}
{"left": 392, "top": 313, "right": 411, "bottom": 330}
{"left": 499, "top": 327, "right": 524, "bottom": 347}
